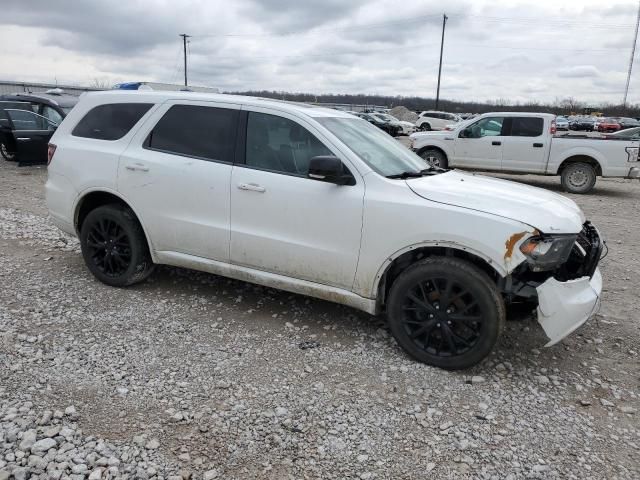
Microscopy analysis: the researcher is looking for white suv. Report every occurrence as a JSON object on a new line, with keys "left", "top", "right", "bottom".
{"left": 416, "top": 111, "right": 462, "bottom": 131}
{"left": 46, "top": 91, "right": 603, "bottom": 369}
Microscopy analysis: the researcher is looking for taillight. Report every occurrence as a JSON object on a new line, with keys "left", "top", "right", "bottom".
{"left": 47, "top": 143, "right": 57, "bottom": 165}
{"left": 550, "top": 120, "right": 557, "bottom": 135}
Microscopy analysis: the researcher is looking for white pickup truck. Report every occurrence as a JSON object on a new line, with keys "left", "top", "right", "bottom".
{"left": 410, "top": 112, "right": 640, "bottom": 193}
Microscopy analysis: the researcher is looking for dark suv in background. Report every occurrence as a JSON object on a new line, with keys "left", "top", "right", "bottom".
{"left": 0, "top": 89, "right": 79, "bottom": 164}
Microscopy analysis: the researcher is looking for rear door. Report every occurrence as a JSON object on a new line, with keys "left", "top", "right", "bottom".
{"left": 118, "top": 100, "right": 239, "bottom": 261}
{"left": 501, "top": 116, "right": 548, "bottom": 173}
{"left": 452, "top": 116, "right": 505, "bottom": 170}
{"left": 5, "top": 108, "right": 56, "bottom": 165}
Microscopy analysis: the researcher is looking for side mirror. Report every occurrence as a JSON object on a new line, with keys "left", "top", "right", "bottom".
{"left": 308, "top": 156, "right": 352, "bottom": 185}
{"left": 459, "top": 128, "right": 470, "bottom": 138}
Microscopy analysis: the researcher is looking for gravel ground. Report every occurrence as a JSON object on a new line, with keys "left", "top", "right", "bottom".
{"left": 0, "top": 159, "right": 638, "bottom": 480}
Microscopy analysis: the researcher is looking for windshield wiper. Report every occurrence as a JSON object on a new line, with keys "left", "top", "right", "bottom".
{"left": 386, "top": 168, "right": 431, "bottom": 179}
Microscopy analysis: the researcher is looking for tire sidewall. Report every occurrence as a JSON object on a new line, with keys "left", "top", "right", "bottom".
{"left": 80, "top": 206, "right": 151, "bottom": 287}
{"left": 419, "top": 149, "right": 448, "bottom": 169}
{"left": 561, "top": 162, "right": 596, "bottom": 194}
{"left": 387, "top": 258, "right": 503, "bottom": 370}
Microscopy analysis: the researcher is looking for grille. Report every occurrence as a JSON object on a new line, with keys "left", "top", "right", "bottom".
{"left": 575, "top": 221, "right": 602, "bottom": 279}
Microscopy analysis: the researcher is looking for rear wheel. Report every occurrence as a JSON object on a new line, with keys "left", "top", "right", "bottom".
{"left": 561, "top": 162, "right": 596, "bottom": 194}
{"left": 80, "top": 204, "right": 154, "bottom": 287}
{"left": 418, "top": 148, "right": 448, "bottom": 169}
{"left": 387, "top": 257, "right": 505, "bottom": 370}
{"left": 420, "top": 123, "right": 431, "bottom": 131}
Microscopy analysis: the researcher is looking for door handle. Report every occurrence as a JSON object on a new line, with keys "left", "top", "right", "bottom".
{"left": 16, "top": 137, "right": 31, "bottom": 141}
{"left": 237, "top": 182, "right": 266, "bottom": 193}
{"left": 125, "top": 163, "right": 149, "bottom": 172}
{"left": 491, "top": 141, "right": 502, "bottom": 146}
{"left": 533, "top": 143, "right": 544, "bottom": 148}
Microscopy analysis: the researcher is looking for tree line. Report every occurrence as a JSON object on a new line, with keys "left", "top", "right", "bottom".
{"left": 229, "top": 90, "right": 640, "bottom": 117}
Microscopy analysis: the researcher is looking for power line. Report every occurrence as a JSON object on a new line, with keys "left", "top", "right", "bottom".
{"left": 623, "top": 0, "right": 640, "bottom": 107}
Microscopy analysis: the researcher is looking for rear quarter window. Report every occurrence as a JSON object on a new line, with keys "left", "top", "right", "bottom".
{"left": 72, "top": 103, "right": 152, "bottom": 140}
{"left": 511, "top": 117, "right": 544, "bottom": 137}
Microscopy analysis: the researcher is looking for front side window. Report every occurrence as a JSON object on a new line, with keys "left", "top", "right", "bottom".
{"left": 146, "top": 104, "right": 238, "bottom": 162}
{"left": 245, "top": 112, "right": 333, "bottom": 175}
{"left": 465, "top": 117, "right": 504, "bottom": 138}
{"left": 72, "top": 103, "right": 152, "bottom": 140}
{"left": 6, "top": 109, "right": 51, "bottom": 131}
{"left": 511, "top": 117, "right": 543, "bottom": 137}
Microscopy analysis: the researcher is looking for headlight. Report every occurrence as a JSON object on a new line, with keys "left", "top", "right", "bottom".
{"left": 519, "top": 234, "right": 577, "bottom": 271}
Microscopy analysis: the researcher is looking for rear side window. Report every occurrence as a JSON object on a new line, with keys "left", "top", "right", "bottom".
{"left": 72, "top": 103, "right": 152, "bottom": 140}
{"left": 511, "top": 117, "right": 544, "bottom": 137}
{"left": 146, "top": 104, "right": 238, "bottom": 163}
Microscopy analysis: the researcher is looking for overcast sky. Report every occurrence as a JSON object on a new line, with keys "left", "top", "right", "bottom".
{"left": 1, "top": 0, "right": 639, "bottom": 104}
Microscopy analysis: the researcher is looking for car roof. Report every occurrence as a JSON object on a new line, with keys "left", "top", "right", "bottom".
{"left": 77, "top": 90, "right": 354, "bottom": 119}
{"left": 0, "top": 92, "right": 80, "bottom": 109}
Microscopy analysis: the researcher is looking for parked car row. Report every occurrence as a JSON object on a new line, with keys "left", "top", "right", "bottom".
{"left": 568, "top": 116, "right": 640, "bottom": 133}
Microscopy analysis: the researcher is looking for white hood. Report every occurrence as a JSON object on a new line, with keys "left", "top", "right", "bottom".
{"left": 406, "top": 170, "right": 585, "bottom": 233}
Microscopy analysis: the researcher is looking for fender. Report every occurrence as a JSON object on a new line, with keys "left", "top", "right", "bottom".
{"left": 549, "top": 147, "right": 605, "bottom": 175}
{"left": 411, "top": 135, "right": 455, "bottom": 160}
{"left": 73, "top": 186, "right": 158, "bottom": 262}
{"left": 365, "top": 239, "right": 518, "bottom": 300}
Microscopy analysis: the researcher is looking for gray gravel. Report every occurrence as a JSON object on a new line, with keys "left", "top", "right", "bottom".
{"left": 0, "top": 160, "right": 638, "bottom": 479}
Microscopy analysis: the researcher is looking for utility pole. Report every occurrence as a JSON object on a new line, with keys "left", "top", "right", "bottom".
{"left": 624, "top": 1, "right": 640, "bottom": 108}
{"left": 435, "top": 13, "right": 448, "bottom": 110}
{"left": 179, "top": 33, "right": 191, "bottom": 87}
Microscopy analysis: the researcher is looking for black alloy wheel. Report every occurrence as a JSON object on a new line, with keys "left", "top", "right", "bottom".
{"left": 86, "top": 218, "right": 132, "bottom": 278}
{"left": 387, "top": 257, "right": 504, "bottom": 369}
{"left": 80, "top": 204, "right": 154, "bottom": 287}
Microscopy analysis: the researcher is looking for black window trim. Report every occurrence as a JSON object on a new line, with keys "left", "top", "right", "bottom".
{"left": 72, "top": 102, "right": 154, "bottom": 142}
{"left": 142, "top": 103, "right": 242, "bottom": 165}
{"left": 235, "top": 109, "right": 356, "bottom": 184}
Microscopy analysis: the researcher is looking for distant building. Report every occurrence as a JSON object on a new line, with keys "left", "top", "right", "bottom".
{"left": 0, "top": 80, "right": 98, "bottom": 96}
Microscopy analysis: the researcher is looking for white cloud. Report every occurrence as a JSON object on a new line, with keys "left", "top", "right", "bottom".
{"left": 0, "top": 0, "right": 638, "bottom": 104}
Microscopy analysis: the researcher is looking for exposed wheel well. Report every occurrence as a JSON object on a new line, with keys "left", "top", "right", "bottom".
{"left": 376, "top": 246, "right": 501, "bottom": 313}
{"left": 76, "top": 191, "right": 136, "bottom": 233}
{"left": 558, "top": 155, "right": 602, "bottom": 176}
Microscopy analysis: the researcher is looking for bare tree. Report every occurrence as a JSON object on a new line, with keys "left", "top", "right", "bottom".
{"left": 89, "top": 77, "right": 112, "bottom": 90}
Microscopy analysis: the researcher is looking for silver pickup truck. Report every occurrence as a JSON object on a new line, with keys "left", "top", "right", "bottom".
{"left": 410, "top": 112, "right": 640, "bottom": 193}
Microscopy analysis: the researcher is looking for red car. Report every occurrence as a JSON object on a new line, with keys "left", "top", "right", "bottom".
{"left": 597, "top": 118, "right": 621, "bottom": 133}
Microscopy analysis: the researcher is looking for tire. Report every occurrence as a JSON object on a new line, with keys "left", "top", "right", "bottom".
{"left": 420, "top": 123, "right": 431, "bottom": 131}
{"left": 80, "top": 204, "right": 154, "bottom": 287}
{"left": 386, "top": 257, "right": 505, "bottom": 370}
{"left": 561, "top": 162, "right": 597, "bottom": 194}
{"left": 418, "top": 148, "right": 449, "bottom": 169}
{"left": 0, "top": 142, "right": 16, "bottom": 161}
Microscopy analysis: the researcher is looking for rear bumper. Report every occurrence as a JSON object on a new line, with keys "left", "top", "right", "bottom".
{"left": 536, "top": 268, "right": 602, "bottom": 346}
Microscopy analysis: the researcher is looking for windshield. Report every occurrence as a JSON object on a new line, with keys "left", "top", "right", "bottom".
{"left": 318, "top": 117, "right": 427, "bottom": 176}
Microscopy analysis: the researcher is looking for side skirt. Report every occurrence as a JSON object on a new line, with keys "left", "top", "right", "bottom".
{"left": 155, "top": 251, "right": 377, "bottom": 315}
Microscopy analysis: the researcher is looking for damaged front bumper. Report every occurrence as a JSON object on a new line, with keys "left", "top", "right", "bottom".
{"left": 536, "top": 267, "right": 602, "bottom": 346}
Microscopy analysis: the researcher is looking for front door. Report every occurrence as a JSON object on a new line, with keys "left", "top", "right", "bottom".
{"left": 452, "top": 116, "right": 505, "bottom": 170}
{"left": 118, "top": 101, "right": 240, "bottom": 262}
{"left": 230, "top": 110, "right": 364, "bottom": 290}
{"left": 501, "top": 116, "right": 549, "bottom": 173}
{"left": 5, "top": 109, "right": 56, "bottom": 165}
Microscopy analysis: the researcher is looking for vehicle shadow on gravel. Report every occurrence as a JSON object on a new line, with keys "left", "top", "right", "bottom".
{"left": 138, "top": 264, "right": 552, "bottom": 372}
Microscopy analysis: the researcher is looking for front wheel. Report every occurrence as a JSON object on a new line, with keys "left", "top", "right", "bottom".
{"left": 386, "top": 257, "right": 505, "bottom": 370}
{"left": 561, "top": 162, "right": 596, "bottom": 194}
{"left": 80, "top": 204, "right": 155, "bottom": 287}
{"left": 418, "top": 148, "right": 448, "bottom": 169}
{"left": 0, "top": 142, "right": 16, "bottom": 161}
